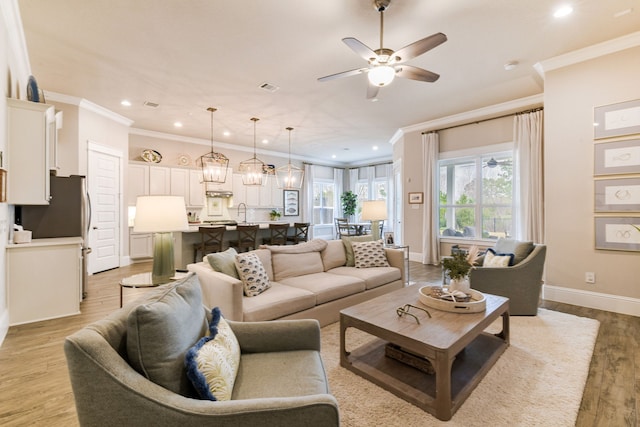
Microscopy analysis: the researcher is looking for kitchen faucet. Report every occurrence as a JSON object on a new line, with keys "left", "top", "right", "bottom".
{"left": 237, "top": 203, "right": 247, "bottom": 224}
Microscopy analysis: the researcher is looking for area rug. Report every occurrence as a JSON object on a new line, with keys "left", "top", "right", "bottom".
{"left": 320, "top": 308, "right": 599, "bottom": 427}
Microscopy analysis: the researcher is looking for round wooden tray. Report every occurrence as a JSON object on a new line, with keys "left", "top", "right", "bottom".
{"left": 418, "top": 286, "right": 486, "bottom": 313}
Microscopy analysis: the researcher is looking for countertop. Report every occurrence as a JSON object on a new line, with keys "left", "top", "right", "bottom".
{"left": 7, "top": 236, "right": 84, "bottom": 248}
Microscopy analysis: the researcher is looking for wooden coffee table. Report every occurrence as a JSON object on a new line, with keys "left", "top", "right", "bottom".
{"left": 340, "top": 285, "right": 509, "bottom": 421}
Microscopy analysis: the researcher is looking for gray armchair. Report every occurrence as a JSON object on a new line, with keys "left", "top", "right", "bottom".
{"left": 469, "top": 244, "right": 546, "bottom": 315}
{"left": 64, "top": 275, "right": 339, "bottom": 427}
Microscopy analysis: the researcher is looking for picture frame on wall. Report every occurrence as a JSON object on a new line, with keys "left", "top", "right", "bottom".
{"left": 594, "top": 139, "right": 640, "bottom": 176}
{"left": 595, "top": 178, "right": 640, "bottom": 212}
{"left": 594, "top": 99, "right": 640, "bottom": 139}
{"left": 283, "top": 189, "right": 299, "bottom": 216}
{"left": 594, "top": 216, "right": 640, "bottom": 251}
{"left": 207, "top": 197, "right": 223, "bottom": 216}
{"left": 408, "top": 192, "right": 424, "bottom": 204}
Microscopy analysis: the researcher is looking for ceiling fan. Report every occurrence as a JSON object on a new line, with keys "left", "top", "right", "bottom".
{"left": 318, "top": 0, "right": 447, "bottom": 100}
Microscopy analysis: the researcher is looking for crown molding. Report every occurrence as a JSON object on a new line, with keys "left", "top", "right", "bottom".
{"left": 44, "top": 91, "right": 134, "bottom": 126}
{"left": 400, "top": 94, "right": 544, "bottom": 135}
{"left": 534, "top": 31, "right": 640, "bottom": 77}
{"left": 2, "top": 0, "right": 31, "bottom": 84}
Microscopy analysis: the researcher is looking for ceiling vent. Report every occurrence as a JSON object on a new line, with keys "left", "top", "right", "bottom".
{"left": 143, "top": 101, "right": 159, "bottom": 108}
{"left": 259, "top": 82, "right": 280, "bottom": 93}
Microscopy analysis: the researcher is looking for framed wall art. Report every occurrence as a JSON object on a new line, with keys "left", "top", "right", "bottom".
{"left": 207, "top": 197, "right": 223, "bottom": 216}
{"left": 408, "top": 192, "right": 424, "bottom": 204}
{"left": 283, "top": 190, "right": 299, "bottom": 216}
{"left": 595, "top": 178, "right": 640, "bottom": 212}
{"left": 594, "top": 139, "right": 640, "bottom": 176}
{"left": 594, "top": 216, "right": 640, "bottom": 251}
{"left": 594, "top": 99, "right": 640, "bottom": 139}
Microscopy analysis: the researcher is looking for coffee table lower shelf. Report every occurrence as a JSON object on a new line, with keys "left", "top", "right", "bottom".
{"left": 342, "top": 332, "right": 507, "bottom": 421}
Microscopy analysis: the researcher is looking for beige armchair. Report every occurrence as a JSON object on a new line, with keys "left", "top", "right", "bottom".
{"left": 470, "top": 244, "right": 546, "bottom": 315}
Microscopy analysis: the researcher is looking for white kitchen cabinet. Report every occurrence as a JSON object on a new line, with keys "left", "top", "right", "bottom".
{"left": 129, "top": 231, "right": 153, "bottom": 259}
{"left": 128, "top": 164, "right": 150, "bottom": 205}
{"left": 170, "top": 168, "right": 189, "bottom": 198}
{"left": 188, "top": 170, "right": 205, "bottom": 207}
{"left": 231, "top": 174, "right": 247, "bottom": 206}
{"left": 149, "top": 166, "right": 171, "bottom": 195}
{"left": 7, "top": 237, "right": 82, "bottom": 325}
{"left": 6, "top": 98, "right": 55, "bottom": 205}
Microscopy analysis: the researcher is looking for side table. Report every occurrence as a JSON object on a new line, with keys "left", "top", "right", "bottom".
{"left": 119, "top": 272, "right": 189, "bottom": 307}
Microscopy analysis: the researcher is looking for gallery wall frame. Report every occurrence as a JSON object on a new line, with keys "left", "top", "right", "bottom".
{"left": 594, "top": 216, "right": 640, "bottom": 251}
{"left": 594, "top": 99, "right": 640, "bottom": 139}
{"left": 207, "top": 197, "right": 223, "bottom": 216}
{"left": 594, "top": 139, "right": 640, "bottom": 176}
{"left": 595, "top": 178, "right": 640, "bottom": 212}
{"left": 408, "top": 192, "right": 424, "bottom": 204}
{"left": 283, "top": 189, "right": 299, "bottom": 216}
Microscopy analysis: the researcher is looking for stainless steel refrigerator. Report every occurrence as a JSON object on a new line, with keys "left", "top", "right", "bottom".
{"left": 17, "top": 175, "right": 92, "bottom": 298}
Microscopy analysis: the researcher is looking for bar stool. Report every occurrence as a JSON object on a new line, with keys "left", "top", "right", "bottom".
{"left": 193, "top": 226, "right": 226, "bottom": 262}
{"left": 228, "top": 224, "right": 259, "bottom": 252}
{"left": 286, "top": 222, "right": 310, "bottom": 244}
{"left": 262, "top": 223, "right": 289, "bottom": 245}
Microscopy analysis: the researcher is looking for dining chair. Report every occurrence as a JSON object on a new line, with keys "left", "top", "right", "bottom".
{"left": 228, "top": 224, "right": 259, "bottom": 252}
{"left": 336, "top": 218, "right": 356, "bottom": 237}
{"left": 286, "top": 222, "right": 310, "bottom": 244}
{"left": 193, "top": 226, "right": 225, "bottom": 262}
{"left": 262, "top": 223, "right": 289, "bottom": 245}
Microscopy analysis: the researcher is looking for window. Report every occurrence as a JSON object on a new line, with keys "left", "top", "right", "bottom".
{"left": 439, "top": 150, "right": 514, "bottom": 240}
{"left": 313, "top": 181, "right": 335, "bottom": 225}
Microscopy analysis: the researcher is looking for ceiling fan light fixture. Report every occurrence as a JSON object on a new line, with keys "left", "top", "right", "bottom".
{"left": 197, "top": 107, "right": 230, "bottom": 184}
{"left": 239, "top": 117, "right": 267, "bottom": 186}
{"left": 368, "top": 65, "right": 395, "bottom": 86}
{"left": 276, "top": 127, "right": 304, "bottom": 190}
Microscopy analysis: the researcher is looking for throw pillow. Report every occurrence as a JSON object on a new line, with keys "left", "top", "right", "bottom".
{"left": 352, "top": 239, "right": 390, "bottom": 268}
{"left": 483, "top": 248, "right": 514, "bottom": 267}
{"left": 494, "top": 238, "right": 534, "bottom": 265}
{"left": 206, "top": 248, "right": 239, "bottom": 279}
{"left": 185, "top": 307, "right": 241, "bottom": 401}
{"left": 341, "top": 235, "right": 374, "bottom": 267}
{"left": 126, "top": 274, "right": 208, "bottom": 397}
{"left": 235, "top": 252, "right": 271, "bottom": 297}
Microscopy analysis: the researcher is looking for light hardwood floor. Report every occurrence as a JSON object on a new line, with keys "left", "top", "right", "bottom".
{"left": 0, "top": 261, "right": 637, "bottom": 426}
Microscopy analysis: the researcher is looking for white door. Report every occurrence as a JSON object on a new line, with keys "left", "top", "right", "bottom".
{"left": 88, "top": 145, "right": 122, "bottom": 274}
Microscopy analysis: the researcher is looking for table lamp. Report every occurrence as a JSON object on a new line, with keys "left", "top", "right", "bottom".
{"left": 133, "top": 196, "right": 189, "bottom": 284}
{"left": 361, "top": 200, "right": 387, "bottom": 241}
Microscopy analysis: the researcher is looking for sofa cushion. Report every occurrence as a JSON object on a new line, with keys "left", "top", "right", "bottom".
{"left": 185, "top": 307, "right": 240, "bottom": 401}
{"left": 251, "top": 248, "right": 274, "bottom": 281}
{"left": 126, "top": 274, "right": 208, "bottom": 397}
{"left": 242, "top": 282, "right": 316, "bottom": 322}
{"left": 341, "top": 235, "right": 374, "bottom": 267}
{"left": 352, "top": 239, "right": 390, "bottom": 268}
{"left": 329, "top": 266, "right": 401, "bottom": 290}
{"left": 279, "top": 272, "right": 365, "bottom": 305}
{"left": 271, "top": 251, "right": 324, "bottom": 281}
{"left": 206, "top": 248, "right": 239, "bottom": 279}
{"left": 321, "top": 240, "right": 347, "bottom": 271}
{"left": 494, "top": 238, "right": 534, "bottom": 265}
{"left": 483, "top": 248, "right": 514, "bottom": 267}
{"left": 235, "top": 252, "right": 271, "bottom": 297}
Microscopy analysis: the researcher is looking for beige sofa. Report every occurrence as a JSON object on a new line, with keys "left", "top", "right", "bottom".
{"left": 188, "top": 239, "right": 405, "bottom": 326}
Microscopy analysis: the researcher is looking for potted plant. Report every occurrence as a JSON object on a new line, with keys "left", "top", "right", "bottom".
{"left": 442, "top": 246, "right": 480, "bottom": 293}
{"left": 269, "top": 209, "right": 281, "bottom": 221}
{"left": 340, "top": 191, "right": 358, "bottom": 221}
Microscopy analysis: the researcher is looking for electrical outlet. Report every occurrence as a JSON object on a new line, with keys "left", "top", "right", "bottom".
{"left": 585, "top": 272, "right": 595, "bottom": 284}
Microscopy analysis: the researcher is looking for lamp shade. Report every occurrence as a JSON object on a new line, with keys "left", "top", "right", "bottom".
{"left": 361, "top": 200, "right": 388, "bottom": 221}
{"left": 133, "top": 196, "right": 189, "bottom": 233}
{"left": 368, "top": 65, "right": 395, "bottom": 87}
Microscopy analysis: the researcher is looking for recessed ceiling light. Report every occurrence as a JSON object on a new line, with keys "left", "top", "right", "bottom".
{"left": 373, "top": 145, "right": 379, "bottom": 151}
{"left": 262, "top": 139, "right": 269, "bottom": 144}
{"left": 174, "top": 122, "right": 183, "bottom": 128}
{"left": 120, "top": 100, "right": 131, "bottom": 106}
{"left": 223, "top": 131, "right": 231, "bottom": 137}
{"left": 593, "top": 122, "right": 600, "bottom": 127}
{"left": 331, "top": 154, "right": 337, "bottom": 159}
{"left": 553, "top": 5, "right": 573, "bottom": 18}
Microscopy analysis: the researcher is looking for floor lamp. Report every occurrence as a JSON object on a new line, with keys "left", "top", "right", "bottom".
{"left": 361, "top": 200, "right": 387, "bottom": 241}
{"left": 133, "top": 195, "right": 189, "bottom": 284}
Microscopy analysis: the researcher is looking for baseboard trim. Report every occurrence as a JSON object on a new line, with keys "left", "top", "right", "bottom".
{"left": 543, "top": 285, "right": 640, "bottom": 317}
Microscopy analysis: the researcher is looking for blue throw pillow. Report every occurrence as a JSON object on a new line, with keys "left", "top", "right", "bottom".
{"left": 185, "top": 307, "right": 241, "bottom": 401}
{"left": 483, "top": 248, "right": 515, "bottom": 267}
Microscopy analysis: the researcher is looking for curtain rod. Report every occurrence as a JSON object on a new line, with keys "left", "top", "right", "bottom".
{"left": 422, "top": 107, "right": 543, "bottom": 134}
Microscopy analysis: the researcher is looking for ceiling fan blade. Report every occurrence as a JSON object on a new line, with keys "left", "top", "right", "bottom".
{"left": 393, "top": 32, "right": 447, "bottom": 63}
{"left": 342, "top": 37, "right": 378, "bottom": 62}
{"left": 318, "top": 67, "right": 369, "bottom": 82}
{"left": 395, "top": 65, "right": 440, "bottom": 82}
{"left": 366, "top": 83, "right": 380, "bottom": 100}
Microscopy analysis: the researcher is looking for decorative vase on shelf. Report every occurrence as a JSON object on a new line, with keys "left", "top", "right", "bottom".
{"left": 449, "top": 276, "right": 470, "bottom": 293}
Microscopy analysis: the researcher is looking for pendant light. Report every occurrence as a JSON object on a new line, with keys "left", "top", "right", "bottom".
{"left": 197, "top": 107, "right": 229, "bottom": 183}
{"left": 239, "top": 117, "right": 267, "bottom": 186}
{"left": 276, "top": 127, "right": 304, "bottom": 189}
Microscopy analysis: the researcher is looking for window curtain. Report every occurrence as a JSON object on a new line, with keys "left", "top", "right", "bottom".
{"left": 383, "top": 163, "right": 393, "bottom": 234}
{"left": 334, "top": 167, "right": 344, "bottom": 219}
{"left": 422, "top": 132, "right": 440, "bottom": 265}
{"left": 303, "top": 163, "right": 314, "bottom": 224}
{"left": 514, "top": 110, "right": 544, "bottom": 243}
